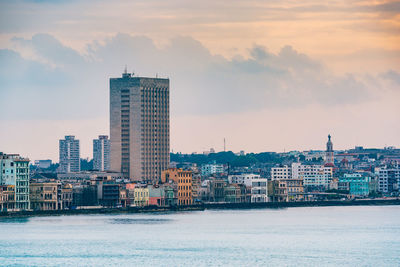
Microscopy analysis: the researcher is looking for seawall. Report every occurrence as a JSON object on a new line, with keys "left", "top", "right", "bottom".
{"left": 1, "top": 199, "right": 399, "bottom": 218}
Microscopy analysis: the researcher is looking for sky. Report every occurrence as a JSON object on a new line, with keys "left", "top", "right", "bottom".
{"left": 0, "top": 0, "right": 399, "bottom": 162}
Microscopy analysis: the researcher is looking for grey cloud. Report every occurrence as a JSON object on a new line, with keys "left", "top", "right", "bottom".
{"left": 1, "top": 33, "right": 377, "bottom": 120}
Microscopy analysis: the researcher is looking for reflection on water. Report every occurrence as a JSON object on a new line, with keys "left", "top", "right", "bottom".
{"left": 109, "top": 218, "right": 172, "bottom": 224}
{"left": 0, "top": 216, "right": 30, "bottom": 224}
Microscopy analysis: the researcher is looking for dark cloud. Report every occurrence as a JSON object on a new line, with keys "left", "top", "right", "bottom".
{"left": 1, "top": 33, "right": 377, "bottom": 120}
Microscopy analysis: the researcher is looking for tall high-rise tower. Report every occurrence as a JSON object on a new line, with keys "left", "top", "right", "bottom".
{"left": 59, "top": 135, "right": 80, "bottom": 173}
{"left": 93, "top": 135, "right": 110, "bottom": 171}
{"left": 325, "top": 134, "right": 334, "bottom": 166}
{"left": 110, "top": 71, "right": 170, "bottom": 183}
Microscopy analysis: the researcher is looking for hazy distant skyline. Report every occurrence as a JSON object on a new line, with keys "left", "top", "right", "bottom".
{"left": 0, "top": 0, "right": 399, "bottom": 161}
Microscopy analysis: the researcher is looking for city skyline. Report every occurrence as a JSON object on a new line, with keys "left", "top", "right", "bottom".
{"left": 0, "top": 0, "right": 399, "bottom": 161}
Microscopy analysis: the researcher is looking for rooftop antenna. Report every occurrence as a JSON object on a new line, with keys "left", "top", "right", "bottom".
{"left": 124, "top": 65, "right": 127, "bottom": 74}
{"left": 156, "top": 73, "right": 158, "bottom": 78}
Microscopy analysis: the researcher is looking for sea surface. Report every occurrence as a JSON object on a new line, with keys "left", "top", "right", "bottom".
{"left": 0, "top": 206, "right": 400, "bottom": 266}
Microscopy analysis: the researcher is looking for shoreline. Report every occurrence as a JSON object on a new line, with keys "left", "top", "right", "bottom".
{"left": 1, "top": 199, "right": 399, "bottom": 218}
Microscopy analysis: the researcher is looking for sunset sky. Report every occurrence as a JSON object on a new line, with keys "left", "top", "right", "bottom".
{"left": 0, "top": 0, "right": 399, "bottom": 161}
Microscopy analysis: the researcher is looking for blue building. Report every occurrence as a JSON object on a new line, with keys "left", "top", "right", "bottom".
{"left": 339, "top": 173, "right": 370, "bottom": 196}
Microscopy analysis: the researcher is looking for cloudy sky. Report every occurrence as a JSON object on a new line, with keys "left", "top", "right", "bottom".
{"left": 0, "top": 0, "right": 399, "bottom": 161}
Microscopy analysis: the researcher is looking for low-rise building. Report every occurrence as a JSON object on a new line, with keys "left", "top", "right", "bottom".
{"left": 0, "top": 185, "right": 15, "bottom": 211}
{"left": 251, "top": 178, "right": 268, "bottom": 203}
{"left": 29, "top": 182, "right": 60, "bottom": 211}
{"left": 134, "top": 186, "right": 149, "bottom": 207}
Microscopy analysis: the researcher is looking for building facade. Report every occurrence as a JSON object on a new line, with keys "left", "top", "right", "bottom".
{"left": 93, "top": 135, "right": 110, "bottom": 171}
{"left": 251, "top": 178, "right": 268, "bottom": 203}
{"left": 59, "top": 135, "right": 80, "bottom": 173}
{"left": 110, "top": 72, "right": 170, "bottom": 183}
{"left": 0, "top": 153, "right": 30, "bottom": 211}
{"left": 201, "top": 163, "right": 224, "bottom": 176}
{"left": 292, "top": 163, "right": 333, "bottom": 188}
{"left": 161, "top": 168, "right": 193, "bottom": 205}
{"left": 375, "top": 164, "right": 400, "bottom": 193}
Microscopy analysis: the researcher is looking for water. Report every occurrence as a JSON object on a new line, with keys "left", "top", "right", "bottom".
{"left": 1, "top": 206, "right": 400, "bottom": 266}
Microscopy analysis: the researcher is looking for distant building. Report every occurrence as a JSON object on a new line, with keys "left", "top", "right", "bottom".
{"left": 292, "top": 163, "right": 333, "bottom": 189}
{"left": 110, "top": 72, "right": 170, "bottom": 183}
{"left": 201, "top": 162, "right": 224, "bottom": 176}
{"left": 59, "top": 135, "right": 80, "bottom": 173}
{"left": 271, "top": 165, "right": 292, "bottom": 180}
{"left": 0, "top": 153, "right": 30, "bottom": 211}
{"left": 93, "top": 135, "right": 110, "bottom": 171}
{"left": 34, "top": 159, "right": 52, "bottom": 169}
{"left": 228, "top": 173, "right": 261, "bottom": 187}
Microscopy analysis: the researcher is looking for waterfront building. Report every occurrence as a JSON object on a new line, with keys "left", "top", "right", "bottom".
{"left": 60, "top": 184, "right": 73, "bottom": 210}
{"left": 110, "top": 71, "right": 170, "bottom": 183}
{"left": 268, "top": 179, "right": 304, "bottom": 202}
{"left": 29, "top": 182, "right": 61, "bottom": 211}
{"left": 59, "top": 136, "right": 80, "bottom": 173}
{"left": 149, "top": 185, "right": 166, "bottom": 206}
{"left": 134, "top": 185, "right": 149, "bottom": 207}
{"left": 0, "top": 185, "right": 15, "bottom": 211}
{"left": 209, "top": 179, "right": 226, "bottom": 202}
{"left": 201, "top": 162, "right": 224, "bottom": 177}
{"left": 93, "top": 135, "right": 110, "bottom": 171}
{"left": 271, "top": 165, "right": 292, "bottom": 180}
{"left": 338, "top": 173, "right": 371, "bottom": 197}
{"left": 0, "top": 153, "right": 30, "bottom": 211}
{"left": 224, "top": 184, "right": 243, "bottom": 203}
{"left": 375, "top": 163, "right": 400, "bottom": 193}
{"left": 325, "top": 134, "right": 334, "bottom": 166}
{"left": 251, "top": 178, "right": 268, "bottom": 203}
{"left": 161, "top": 168, "right": 193, "bottom": 205}
{"left": 228, "top": 173, "right": 260, "bottom": 187}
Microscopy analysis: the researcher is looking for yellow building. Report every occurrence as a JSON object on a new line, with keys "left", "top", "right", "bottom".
{"left": 161, "top": 168, "right": 193, "bottom": 206}
{"left": 29, "top": 182, "right": 60, "bottom": 211}
{"left": 0, "top": 185, "right": 15, "bottom": 211}
{"left": 133, "top": 186, "right": 149, "bottom": 207}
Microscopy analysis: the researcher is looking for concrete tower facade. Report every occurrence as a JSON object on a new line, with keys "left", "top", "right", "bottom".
{"left": 59, "top": 135, "right": 80, "bottom": 173}
{"left": 93, "top": 135, "right": 110, "bottom": 171}
{"left": 110, "top": 71, "right": 170, "bottom": 183}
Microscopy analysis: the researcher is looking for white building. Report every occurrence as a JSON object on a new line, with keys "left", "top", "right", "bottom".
{"left": 201, "top": 163, "right": 224, "bottom": 176}
{"left": 292, "top": 163, "right": 333, "bottom": 187}
{"left": 93, "top": 135, "right": 110, "bottom": 171}
{"left": 271, "top": 165, "right": 292, "bottom": 180}
{"left": 228, "top": 173, "right": 260, "bottom": 187}
{"left": 375, "top": 164, "right": 400, "bottom": 193}
{"left": 59, "top": 135, "right": 80, "bottom": 173}
{"left": 250, "top": 178, "right": 268, "bottom": 203}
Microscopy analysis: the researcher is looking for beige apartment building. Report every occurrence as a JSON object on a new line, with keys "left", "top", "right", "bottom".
{"left": 110, "top": 71, "right": 170, "bottom": 183}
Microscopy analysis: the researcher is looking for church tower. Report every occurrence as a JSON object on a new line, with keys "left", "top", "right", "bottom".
{"left": 325, "top": 134, "right": 334, "bottom": 166}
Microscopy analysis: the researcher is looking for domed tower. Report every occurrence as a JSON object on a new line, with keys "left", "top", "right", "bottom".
{"left": 325, "top": 134, "right": 334, "bottom": 166}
